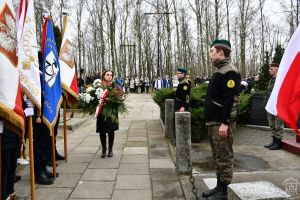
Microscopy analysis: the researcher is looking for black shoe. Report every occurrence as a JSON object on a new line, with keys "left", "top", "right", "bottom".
{"left": 35, "top": 172, "right": 54, "bottom": 185}
{"left": 44, "top": 168, "right": 59, "bottom": 179}
{"left": 101, "top": 148, "right": 107, "bottom": 158}
{"left": 264, "top": 137, "right": 275, "bottom": 148}
{"left": 207, "top": 181, "right": 228, "bottom": 200}
{"left": 269, "top": 138, "right": 282, "bottom": 150}
{"left": 46, "top": 161, "right": 58, "bottom": 167}
{"left": 202, "top": 178, "right": 220, "bottom": 198}
{"left": 56, "top": 153, "right": 65, "bottom": 161}
{"left": 108, "top": 148, "right": 113, "bottom": 157}
{"left": 14, "top": 175, "right": 21, "bottom": 183}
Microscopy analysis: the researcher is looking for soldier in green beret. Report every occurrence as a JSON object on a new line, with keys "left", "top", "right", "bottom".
{"left": 264, "top": 62, "right": 284, "bottom": 150}
{"left": 174, "top": 67, "right": 191, "bottom": 112}
{"left": 203, "top": 39, "right": 241, "bottom": 200}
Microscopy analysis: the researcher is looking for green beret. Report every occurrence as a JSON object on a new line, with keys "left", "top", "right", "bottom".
{"left": 211, "top": 39, "right": 231, "bottom": 49}
{"left": 177, "top": 67, "right": 187, "bottom": 74}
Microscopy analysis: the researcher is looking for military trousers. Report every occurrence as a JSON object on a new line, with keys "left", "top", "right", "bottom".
{"left": 207, "top": 122, "right": 235, "bottom": 184}
{"left": 267, "top": 113, "right": 284, "bottom": 140}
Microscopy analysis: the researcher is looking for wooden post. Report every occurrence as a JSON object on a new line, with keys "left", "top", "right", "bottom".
{"left": 0, "top": 132, "right": 2, "bottom": 200}
{"left": 28, "top": 117, "right": 36, "bottom": 200}
{"left": 51, "top": 129, "right": 56, "bottom": 176}
{"left": 63, "top": 99, "right": 68, "bottom": 162}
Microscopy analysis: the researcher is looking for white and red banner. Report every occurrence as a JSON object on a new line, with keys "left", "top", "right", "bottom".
{"left": 59, "top": 15, "right": 78, "bottom": 107}
{"left": 266, "top": 25, "right": 300, "bottom": 135}
{"left": 17, "top": 0, "right": 41, "bottom": 114}
{"left": 0, "top": 0, "right": 25, "bottom": 135}
{"left": 95, "top": 89, "right": 109, "bottom": 118}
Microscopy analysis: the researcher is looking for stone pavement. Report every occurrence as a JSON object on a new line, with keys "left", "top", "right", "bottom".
{"left": 13, "top": 93, "right": 300, "bottom": 200}
{"left": 15, "top": 94, "right": 185, "bottom": 200}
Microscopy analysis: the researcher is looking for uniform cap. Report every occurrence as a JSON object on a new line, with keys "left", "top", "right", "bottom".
{"left": 177, "top": 67, "right": 187, "bottom": 74}
{"left": 211, "top": 39, "right": 231, "bottom": 49}
{"left": 270, "top": 62, "right": 279, "bottom": 68}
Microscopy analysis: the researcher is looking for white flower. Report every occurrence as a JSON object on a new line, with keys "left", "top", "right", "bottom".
{"left": 93, "top": 79, "right": 102, "bottom": 88}
{"left": 79, "top": 93, "right": 94, "bottom": 104}
{"left": 95, "top": 88, "right": 105, "bottom": 99}
{"left": 86, "top": 86, "right": 95, "bottom": 93}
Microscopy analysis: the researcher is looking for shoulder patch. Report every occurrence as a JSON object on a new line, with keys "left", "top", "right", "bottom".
{"left": 183, "top": 86, "right": 188, "bottom": 90}
{"left": 227, "top": 80, "right": 235, "bottom": 88}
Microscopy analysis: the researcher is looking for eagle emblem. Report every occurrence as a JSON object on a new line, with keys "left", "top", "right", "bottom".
{"left": 0, "top": 3, "right": 17, "bottom": 66}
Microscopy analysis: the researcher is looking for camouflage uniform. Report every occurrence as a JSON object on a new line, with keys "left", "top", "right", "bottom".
{"left": 204, "top": 58, "right": 241, "bottom": 184}
{"left": 266, "top": 78, "right": 284, "bottom": 139}
{"left": 174, "top": 77, "right": 191, "bottom": 111}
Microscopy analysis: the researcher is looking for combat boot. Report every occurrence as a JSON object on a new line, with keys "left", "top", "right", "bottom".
{"left": 264, "top": 136, "right": 275, "bottom": 148}
{"left": 202, "top": 177, "right": 220, "bottom": 198}
{"left": 207, "top": 181, "right": 228, "bottom": 200}
{"left": 269, "top": 138, "right": 282, "bottom": 150}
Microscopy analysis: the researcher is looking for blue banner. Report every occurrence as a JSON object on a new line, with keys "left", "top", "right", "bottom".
{"left": 42, "top": 18, "right": 62, "bottom": 130}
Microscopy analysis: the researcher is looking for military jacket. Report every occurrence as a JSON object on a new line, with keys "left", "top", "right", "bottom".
{"left": 175, "top": 78, "right": 191, "bottom": 110}
{"left": 204, "top": 58, "right": 241, "bottom": 124}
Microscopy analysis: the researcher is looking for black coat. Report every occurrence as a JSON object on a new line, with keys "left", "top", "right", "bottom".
{"left": 96, "top": 111, "right": 119, "bottom": 134}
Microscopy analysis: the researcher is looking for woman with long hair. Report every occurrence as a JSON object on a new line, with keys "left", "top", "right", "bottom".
{"left": 96, "top": 70, "right": 119, "bottom": 158}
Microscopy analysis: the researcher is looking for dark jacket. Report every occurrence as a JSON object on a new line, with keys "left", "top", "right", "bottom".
{"left": 175, "top": 78, "right": 191, "bottom": 110}
{"left": 204, "top": 58, "right": 241, "bottom": 124}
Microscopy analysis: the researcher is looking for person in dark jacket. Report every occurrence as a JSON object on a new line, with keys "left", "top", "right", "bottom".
{"left": 202, "top": 39, "right": 241, "bottom": 200}
{"left": 96, "top": 70, "right": 119, "bottom": 158}
{"left": 174, "top": 67, "right": 191, "bottom": 112}
{"left": 1, "top": 128, "right": 21, "bottom": 200}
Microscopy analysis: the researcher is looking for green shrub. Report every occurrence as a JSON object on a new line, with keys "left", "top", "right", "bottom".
{"left": 153, "top": 84, "right": 252, "bottom": 143}
{"left": 153, "top": 88, "right": 175, "bottom": 123}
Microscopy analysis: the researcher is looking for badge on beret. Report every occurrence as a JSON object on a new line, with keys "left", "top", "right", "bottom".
{"left": 227, "top": 80, "right": 235, "bottom": 88}
{"left": 183, "top": 86, "right": 188, "bottom": 90}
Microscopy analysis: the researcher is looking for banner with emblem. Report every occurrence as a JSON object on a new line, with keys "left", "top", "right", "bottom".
{"left": 41, "top": 17, "right": 62, "bottom": 130}
{"left": 17, "top": 0, "right": 41, "bottom": 114}
{"left": 0, "top": 0, "right": 25, "bottom": 136}
{"left": 59, "top": 15, "right": 78, "bottom": 107}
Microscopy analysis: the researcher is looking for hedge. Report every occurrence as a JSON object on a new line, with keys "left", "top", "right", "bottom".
{"left": 153, "top": 84, "right": 251, "bottom": 143}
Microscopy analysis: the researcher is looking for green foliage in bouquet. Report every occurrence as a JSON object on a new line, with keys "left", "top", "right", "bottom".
{"left": 79, "top": 80, "right": 127, "bottom": 121}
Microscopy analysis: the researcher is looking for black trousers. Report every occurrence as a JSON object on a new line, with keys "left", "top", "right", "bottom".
{"left": 1, "top": 147, "right": 18, "bottom": 199}
{"left": 99, "top": 132, "right": 115, "bottom": 150}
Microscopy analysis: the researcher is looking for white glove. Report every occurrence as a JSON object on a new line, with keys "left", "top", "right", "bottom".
{"left": 26, "top": 100, "right": 34, "bottom": 108}
{"left": 24, "top": 108, "right": 34, "bottom": 117}
{"left": 0, "top": 120, "right": 3, "bottom": 133}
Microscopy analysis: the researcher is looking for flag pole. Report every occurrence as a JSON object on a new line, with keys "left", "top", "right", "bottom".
{"left": 51, "top": 128, "right": 56, "bottom": 176}
{"left": 28, "top": 116, "right": 36, "bottom": 200}
{"left": 0, "top": 131, "right": 2, "bottom": 200}
{"left": 63, "top": 97, "right": 68, "bottom": 162}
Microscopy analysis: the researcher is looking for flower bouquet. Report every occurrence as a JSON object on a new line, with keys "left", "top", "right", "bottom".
{"left": 79, "top": 79, "right": 127, "bottom": 121}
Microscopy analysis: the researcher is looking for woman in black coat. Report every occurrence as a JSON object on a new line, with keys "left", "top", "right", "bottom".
{"left": 96, "top": 70, "right": 119, "bottom": 158}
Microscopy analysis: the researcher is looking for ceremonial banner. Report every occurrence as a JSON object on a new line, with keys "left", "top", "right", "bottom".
{"left": 41, "top": 17, "right": 62, "bottom": 130}
{"left": 266, "top": 24, "right": 300, "bottom": 135}
{"left": 0, "top": 0, "right": 25, "bottom": 135}
{"left": 17, "top": 0, "right": 41, "bottom": 113}
{"left": 59, "top": 15, "right": 78, "bottom": 107}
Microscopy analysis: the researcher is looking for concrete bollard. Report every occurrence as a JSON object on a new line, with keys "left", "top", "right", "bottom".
{"left": 175, "top": 112, "right": 192, "bottom": 175}
{"left": 165, "top": 99, "right": 175, "bottom": 141}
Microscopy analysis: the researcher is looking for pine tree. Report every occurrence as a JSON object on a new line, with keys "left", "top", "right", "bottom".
{"left": 53, "top": 25, "right": 62, "bottom": 53}
{"left": 256, "top": 51, "right": 270, "bottom": 90}
{"left": 272, "top": 45, "right": 284, "bottom": 64}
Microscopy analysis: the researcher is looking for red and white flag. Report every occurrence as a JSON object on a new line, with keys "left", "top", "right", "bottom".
{"left": 0, "top": 0, "right": 25, "bottom": 136}
{"left": 17, "top": 0, "right": 41, "bottom": 113}
{"left": 266, "top": 25, "right": 300, "bottom": 135}
{"left": 59, "top": 15, "right": 78, "bottom": 107}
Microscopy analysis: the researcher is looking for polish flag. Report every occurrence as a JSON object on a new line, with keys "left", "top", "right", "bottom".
{"left": 0, "top": 0, "right": 25, "bottom": 136}
{"left": 59, "top": 14, "right": 78, "bottom": 108}
{"left": 266, "top": 25, "right": 300, "bottom": 135}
